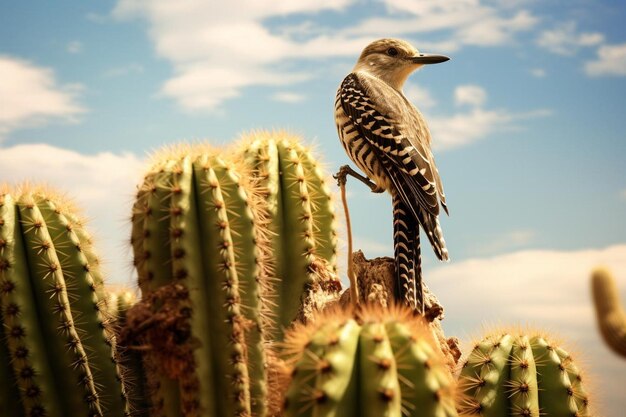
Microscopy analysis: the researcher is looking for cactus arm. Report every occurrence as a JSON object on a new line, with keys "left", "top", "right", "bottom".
{"left": 283, "top": 338, "right": 325, "bottom": 417}
{"left": 61, "top": 210, "right": 107, "bottom": 304}
{"left": 591, "top": 268, "right": 626, "bottom": 358}
{"left": 508, "top": 336, "right": 539, "bottom": 417}
{"left": 37, "top": 198, "right": 129, "bottom": 416}
{"left": 555, "top": 347, "right": 590, "bottom": 416}
{"left": 131, "top": 172, "right": 155, "bottom": 294}
{"left": 114, "top": 290, "right": 151, "bottom": 417}
{"left": 359, "top": 322, "right": 402, "bottom": 417}
{"left": 17, "top": 199, "right": 102, "bottom": 415}
{"left": 212, "top": 157, "right": 269, "bottom": 417}
{"left": 530, "top": 336, "right": 577, "bottom": 416}
{"left": 276, "top": 142, "right": 317, "bottom": 328}
{"left": 385, "top": 321, "right": 455, "bottom": 417}
{"left": 284, "top": 319, "right": 359, "bottom": 417}
{"left": 459, "top": 334, "right": 514, "bottom": 417}
{"left": 169, "top": 156, "right": 217, "bottom": 416}
{"left": 314, "top": 320, "right": 360, "bottom": 417}
{"left": 0, "top": 312, "right": 23, "bottom": 416}
{"left": 293, "top": 145, "right": 338, "bottom": 273}
{"left": 195, "top": 156, "right": 252, "bottom": 417}
{"left": 0, "top": 196, "right": 35, "bottom": 417}
{"left": 141, "top": 165, "right": 182, "bottom": 417}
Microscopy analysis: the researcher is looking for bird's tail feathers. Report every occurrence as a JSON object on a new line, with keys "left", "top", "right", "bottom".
{"left": 416, "top": 206, "right": 449, "bottom": 262}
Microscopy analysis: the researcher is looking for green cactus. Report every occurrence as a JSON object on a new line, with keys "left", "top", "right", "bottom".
{"left": 239, "top": 131, "right": 340, "bottom": 332}
{"left": 0, "top": 186, "right": 129, "bottom": 417}
{"left": 130, "top": 145, "right": 273, "bottom": 417}
{"left": 281, "top": 305, "right": 457, "bottom": 417}
{"left": 457, "top": 330, "right": 591, "bottom": 417}
{"left": 591, "top": 268, "right": 626, "bottom": 358}
{"left": 108, "top": 289, "right": 151, "bottom": 417}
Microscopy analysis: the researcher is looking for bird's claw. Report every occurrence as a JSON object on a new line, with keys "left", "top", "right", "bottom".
{"left": 333, "top": 165, "right": 350, "bottom": 187}
{"left": 333, "top": 165, "right": 381, "bottom": 192}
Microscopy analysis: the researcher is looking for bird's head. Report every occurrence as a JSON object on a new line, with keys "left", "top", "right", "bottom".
{"left": 353, "top": 38, "right": 449, "bottom": 90}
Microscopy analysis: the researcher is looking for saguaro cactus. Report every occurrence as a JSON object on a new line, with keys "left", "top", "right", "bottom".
{"left": 457, "top": 330, "right": 591, "bottom": 417}
{"left": 130, "top": 145, "right": 273, "bottom": 417}
{"left": 0, "top": 186, "right": 129, "bottom": 417}
{"left": 239, "top": 131, "right": 340, "bottom": 331}
{"left": 591, "top": 267, "right": 626, "bottom": 358}
{"left": 281, "top": 306, "right": 457, "bottom": 417}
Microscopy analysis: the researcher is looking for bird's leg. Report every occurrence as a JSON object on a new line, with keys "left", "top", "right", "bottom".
{"left": 333, "top": 165, "right": 384, "bottom": 193}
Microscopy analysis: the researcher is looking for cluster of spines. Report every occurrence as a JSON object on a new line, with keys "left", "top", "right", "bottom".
{"left": 457, "top": 330, "right": 591, "bottom": 417}
{"left": 130, "top": 145, "right": 273, "bottom": 417}
{"left": 591, "top": 268, "right": 626, "bottom": 358}
{"left": 282, "top": 305, "right": 457, "bottom": 417}
{"left": 239, "top": 131, "right": 339, "bottom": 332}
{"left": 0, "top": 186, "right": 129, "bottom": 417}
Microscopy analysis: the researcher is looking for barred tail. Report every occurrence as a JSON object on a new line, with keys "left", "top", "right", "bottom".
{"left": 392, "top": 193, "right": 424, "bottom": 312}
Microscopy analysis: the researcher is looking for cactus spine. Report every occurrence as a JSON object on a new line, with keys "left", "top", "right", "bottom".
{"left": 0, "top": 186, "right": 129, "bottom": 417}
{"left": 457, "top": 330, "right": 591, "bottom": 417}
{"left": 130, "top": 146, "right": 272, "bottom": 417}
{"left": 591, "top": 268, "right": 626, "bottom": 358}
{"left": 239, "top": 131, "right": 339, "bottom": 331}
{"left": 282, "top": 306, "right": 457, "bottom": 417}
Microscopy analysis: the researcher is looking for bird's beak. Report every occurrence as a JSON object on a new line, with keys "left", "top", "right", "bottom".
{"left": 409, "top": 53, "right": 450, "bottom": 65}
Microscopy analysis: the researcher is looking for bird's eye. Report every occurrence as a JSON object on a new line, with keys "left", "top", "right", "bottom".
{"left": 386, "top": 47, "right": 398, "bottom": 57}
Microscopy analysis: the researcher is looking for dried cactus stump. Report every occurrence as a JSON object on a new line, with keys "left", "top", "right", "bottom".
{"left": 297, "top": 250, "right": 460, "bottom": 369}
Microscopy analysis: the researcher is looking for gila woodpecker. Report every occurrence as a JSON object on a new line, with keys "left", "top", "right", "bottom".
{"left": 334, "top": 38, "right": 450, "bottom": 313}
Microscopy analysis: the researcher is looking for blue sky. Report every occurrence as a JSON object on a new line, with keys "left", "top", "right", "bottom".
{"left": 1, "top": 0, "right": 626, "bottom": 414}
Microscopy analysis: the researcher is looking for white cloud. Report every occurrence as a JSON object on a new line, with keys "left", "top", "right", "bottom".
{"left": 620, "top": 189, "right": 626, "bottom": 200}
{"left": 271, "top": 91, "right": 306, "bottom": 103}
{"left": 0, "top": 144, "right": 144, "bottom": 287}
{"left": 112, "top": 0, "right": 539, "bottom": 112}
{"left": 112, "top": 0, "right": 355, "bottom": 111}
{"left": 536, "top": 21, "right": 604, "bottom": 56}
{"left": 404, "top": 83, "right": 437, "bottom": 109}
{"left": 585, "top": 43, "right": 626, "bottom": 77}
{"left": 454, "top": 84, "right": 487, "bottom": 107}
{"left": 66, "top": 41, "right": 83, "bottom": 54}
{"left": 530, "top": 68, "right": 546, "bottom": 78}
{"left": 0, "top": 56, "right": 85, "bottom": 138}
{"left": 429, "top": 245, "right": 626, "bottom": 413}
{"left": 347, "top": 0, "right": 538, "bottom": 48}
{"left": 427, "top": 86, "right": 551, "bottom": 150}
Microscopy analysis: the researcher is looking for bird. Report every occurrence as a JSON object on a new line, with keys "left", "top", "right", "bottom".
{"left": 334, "top": 38, "right": 450, "bottom": 313}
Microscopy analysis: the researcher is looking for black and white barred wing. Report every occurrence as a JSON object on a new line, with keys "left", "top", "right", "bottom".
{"left": 338, "top": 73, "right": 449, "bottom": 260}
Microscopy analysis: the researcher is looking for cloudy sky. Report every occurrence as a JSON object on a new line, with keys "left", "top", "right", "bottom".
{"left": 1, "top": 0, "right": 625, "bottom": 413}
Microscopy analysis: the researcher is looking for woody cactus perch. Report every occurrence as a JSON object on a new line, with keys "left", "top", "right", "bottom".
{"left": 591, "top": 268, "right": 626, "bottom": 358}
{"left": 239, "top": 131, "right": 341, "bottom": 332}
{"left": 280, "top": 306, "right": 457, "bottom": 417}
{"left": 129, "top": 145, "right": 273, "bottom": 417}
{"left": 0, "top": 186, "right": 129, "bottom": 417}
{"left": 457, "top": 330, "right": 591, "bottom": 417}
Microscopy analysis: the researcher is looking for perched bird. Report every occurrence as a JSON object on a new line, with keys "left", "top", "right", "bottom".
{"left": 334, "top": 38, "right": 450, "bottom": 313}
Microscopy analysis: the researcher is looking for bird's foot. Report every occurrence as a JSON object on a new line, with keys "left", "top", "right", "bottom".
{"left": 333, "top": 165, "right": 382, "bottom": 193}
